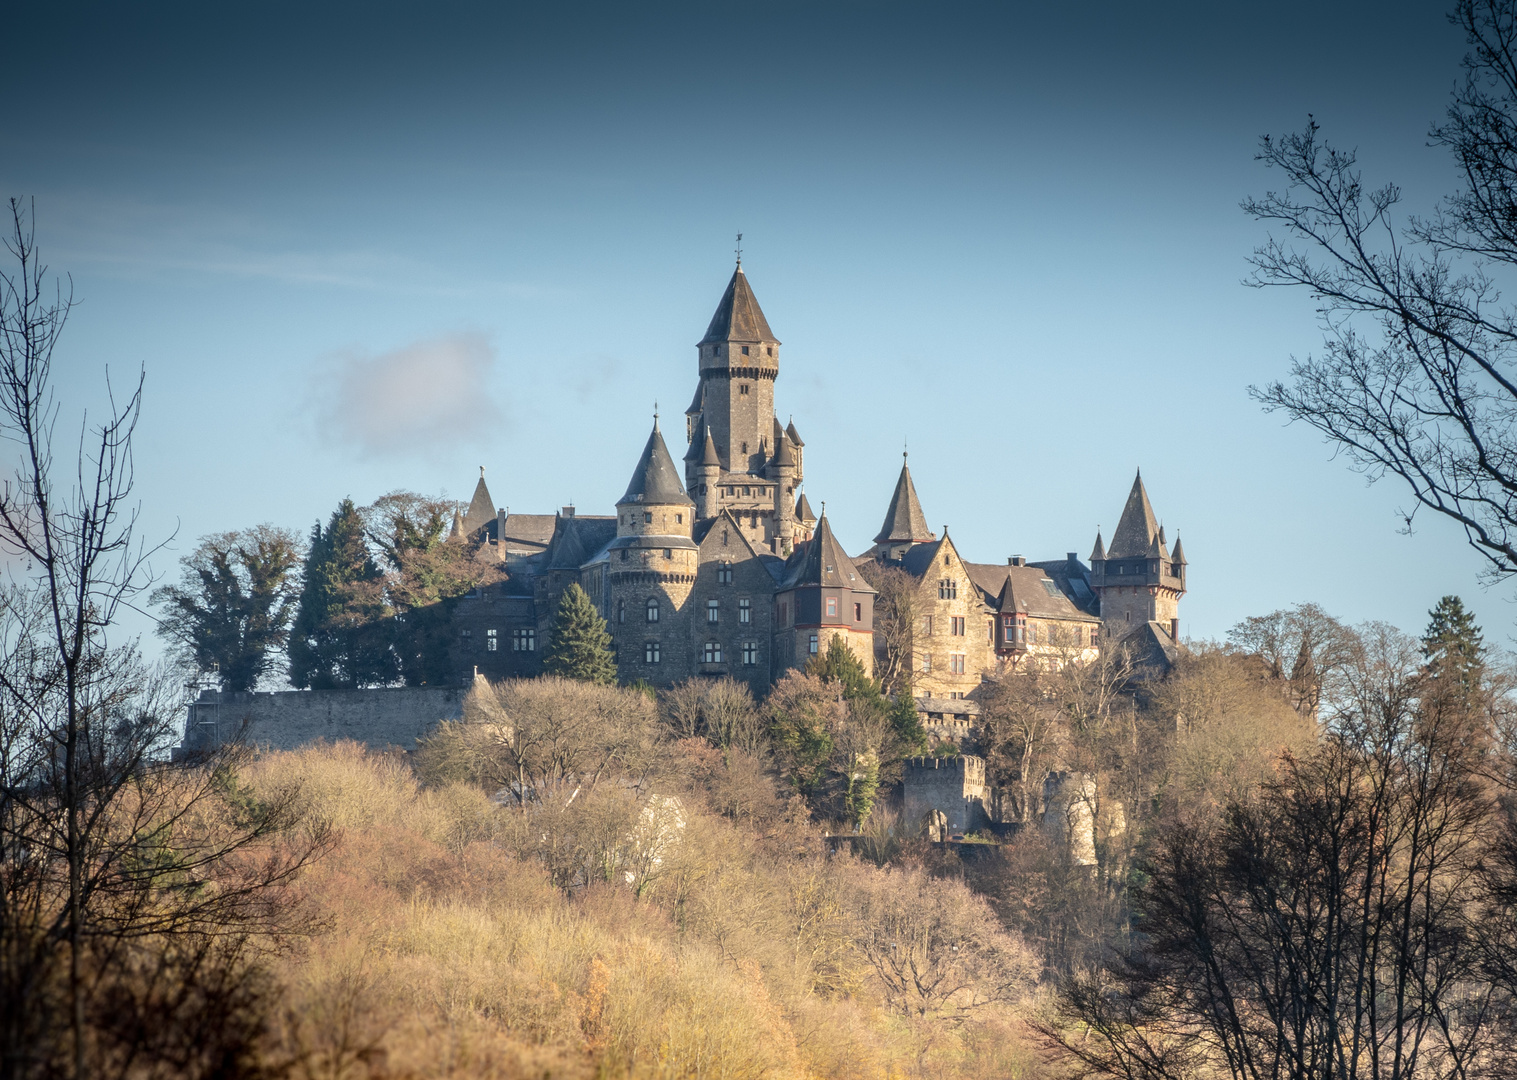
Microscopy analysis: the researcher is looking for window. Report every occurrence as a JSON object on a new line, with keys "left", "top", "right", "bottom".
{"left": 826, "top": 596, "right": 838, "bottom": 618}
{"left": 703, "top": 641, "right": 723, "bottom": 663}
{"left": 646, "top": 598, "right": 660, "bottom": 623}
{"left": 1171, "top": 562, "right": 1182, "bottom": 576}
{"left": 922, "top": 653, "right": 932, "bottom": 673}
{"left": 950, "top": 616, "right": 965, "bottom": 636}
{"left": 616, "top": 600, "right": 626, "bottom": 624}
{"left": 512, "top": 628, "right": 536, "bottom": 652}
{"left": 1003, "top": 615, "right": 1014, "bottom": 642}
{"left": 779, "top": 601, "right": 788, "bottom": 626}
{"left": 486, "top": 629, "right": 498, "bottom": 651}
{"left": 741, "top": 442, "right": 748, "bottom": 454}
{"left": 664, "top": 548, "right": 672, "bottom": 559}
{"left": 1029, "top": 624, "right": 1039, "bottom": 645}
{"left": 923, "top": 614, "right": 934, "bottom": 636}
{"left": 645, "top": 641, "right": 661, "bottom": 664}
{"left": 643, "top": 512, "right": 652, "bottom": 523}
{"left": 938, "top": 579, "right": 958, "bottom": 599}
{"left": 1073, "top": 626, "right": 1083, "bottom": 646}
{"left": 742, "top": 345, "right": 750, "bottom": 355}
{"left": 739, "top": 598, "right": 751, "bottom": 623}
{"left": 766, "top": 346, "right": 773, "bottom": 356}
{"left": 676, "top": 513, "right": 683, "bottom": 524}
{"left": 950, "top": 653, "right": 967, "bottom": 674}
{"left": 717, "top": 564, "right": 733, "bottom": 584}
{"left": 707, "top": 599, "right": 720, "bottom": 623}
{"left": 742, "top": 486, "right": 750, "bottom": 496}
{"left": 619, "top": 549, "right": 628, "bottom": 562}
{"left": 808, "top": 633, "right": 819, "bottom": 655}
{"left": 742, "top": 641, "right": 758, "bottom": 666}
{"left": 739, "top": 383, "right": 749, "bottom": 394}
{"left": 854, "top": 602, "right": 862, "bottom": 622}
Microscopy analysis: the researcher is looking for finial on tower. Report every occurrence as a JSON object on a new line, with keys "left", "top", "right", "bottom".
{"left": 479, "top": 465, "right": 484, "bottom": 478}
{"left": 653, "top": 401, "right": 659, "bottom": 427}
{"left": 903, "top": 436, "right": 909, "bottom": 462}
{"left": 735, "top": 232, "right": 743, "bottom": 267}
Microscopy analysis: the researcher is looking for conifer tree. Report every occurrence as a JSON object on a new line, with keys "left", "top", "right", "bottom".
{"left": 1422, "top": 594, "right": 1486, "bottom": 706}
{"left": 543, "top": 583, "right": 617, "bottom": 685}
{"left": 288, "top": 499, "right": 395, "bottom": 688}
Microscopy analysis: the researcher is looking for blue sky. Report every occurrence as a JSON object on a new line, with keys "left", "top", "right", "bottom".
{"left": 2, "top": 0, "right": 1504, "bottom": 650}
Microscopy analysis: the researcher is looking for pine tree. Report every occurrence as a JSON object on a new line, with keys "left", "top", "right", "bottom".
{"left": 287, "top": 499, "right": 394, "bottom": 688}
{"left": 543, "top": 583, "right": 617, "bottom": 684}
{"left": 1422, "top": 595, "right": 1486, "bottom": 706}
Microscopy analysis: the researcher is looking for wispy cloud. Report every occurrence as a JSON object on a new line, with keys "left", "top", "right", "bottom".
{"left": 310, "top": 332, "right": 504, "bottom": 460}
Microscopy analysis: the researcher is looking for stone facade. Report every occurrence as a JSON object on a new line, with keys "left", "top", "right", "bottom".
{"left": 175, "top": 685, "right": 466, "bottom": 757}
{"left": 903, "top": 755, "right": 989, "bottom": 835}
{"left": 437, "top": 262, "right": 1185, "bottom": 695}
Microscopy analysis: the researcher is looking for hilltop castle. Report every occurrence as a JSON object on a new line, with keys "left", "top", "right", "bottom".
{"left": 448, "top": 263, "right": 1187, "bottom": 699}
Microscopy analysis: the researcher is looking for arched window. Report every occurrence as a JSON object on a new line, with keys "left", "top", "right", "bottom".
{"left": 646, "top": 598, "right": 660, "bottom": 623}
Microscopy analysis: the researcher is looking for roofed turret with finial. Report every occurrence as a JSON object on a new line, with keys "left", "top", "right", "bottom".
{"left": 871, "top": 449, "right": 937, "bottom": 562}
{"left": 1090, "top": 470, "right": 1186, "bottom": 643}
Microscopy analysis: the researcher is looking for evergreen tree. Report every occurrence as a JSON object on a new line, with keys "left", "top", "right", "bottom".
{"left": 889, "top": 676, "right": 929, "bottom": 755}
{"left": 543, "top": 583, "right": 617, "bottom": 685}
{"left": 1422, "top": 594, "right": 1486, "bottom": 706}
{"left": 287, "top": 499, "right": 395, "bottom": 688}
{"left": 806, "top": 633, "right": 876, "bottom": 701}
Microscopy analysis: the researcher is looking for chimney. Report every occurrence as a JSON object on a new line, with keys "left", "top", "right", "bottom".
{"left": 1067, "top": 552, "right": 1077, "bottom": 561}
{"left": 561, "top": 505, "right": 576, "bottom": 517}
{"left": 1170, "top": 618, "right": 1179, "bottom": 642}
{"left": 1008, "top": 555, "right": 1026, "bottom": 567}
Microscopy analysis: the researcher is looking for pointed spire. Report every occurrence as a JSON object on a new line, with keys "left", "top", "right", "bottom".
{"left": 1090, "top": 530, "right": 1106, "bottom": 562}
{"left": 684, "top": 412, "right": 705, "bottom": 461}
{"left": 618, "top": 421, "right": 694, "bottom": 506}
{"left": 873, "top": 454, "right": 935, "bottom": 545}
{"left": 795, "top": 490, "right": 816, "bottom": 523}
{"left": 461, "top": 472, "right": 496, "bottom": 536}
{"left": 791, "top": 509, "right": 871, "bottom": 591}
{"left": 1171, "top": 534, "right": 1186, "bottom": 565}
{"left": 1107, "top": 470, "right": 1161, "bottom": 558}
{"left": 785, "top": 417, "right": 804, "bottom": 447}
{"left": 700, "top": 426, "right": 721, "bottom": 467}
{"left": 698, "top": 266, "right": 779, "bottom": 345}
{"left": 449, "top": 506, "right": 464, "bottom": 540}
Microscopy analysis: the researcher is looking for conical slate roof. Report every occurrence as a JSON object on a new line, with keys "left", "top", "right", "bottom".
{"left": 698, "top": 267, "right": 779, "bottom": 345}
{"left": 700, "top": 426, "right": 721, "bottom": 467}
{"left": 461, "top": 473, "right": 496, "bottom": 536}
{"left": 873, "top": 457, "right": 935, "bottom": 545}
{"left": 795, "top": 492, "right": 816, "bottom": 522}
{"left": 789, "top": 514, "right": 874, "bottom": 592}
{"left": 773, "top": 431, "right": 797, "bottom": 468}
{"left": 1107, "top": 471, "right": 1160, "bottom": 558}
{"left": 785, "top": 418, "right": 804, "bottom": 447}
{"left": 1090, "top": 531, "right": 1106, "bottom": 562}
{"left": 1171, "top": 534, "right": 1186, "bottom": 564}
{"left": 619, "top": 421, "right": 694, "bottom": 506}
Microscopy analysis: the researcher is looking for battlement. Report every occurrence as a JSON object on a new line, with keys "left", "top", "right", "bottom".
{"left": 905, "top": 754, "right": 986, "bottom": 784}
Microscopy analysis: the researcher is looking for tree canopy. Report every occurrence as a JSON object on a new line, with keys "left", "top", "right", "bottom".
{"left": 542, "top": 583, "right": 617, "bottom": 685}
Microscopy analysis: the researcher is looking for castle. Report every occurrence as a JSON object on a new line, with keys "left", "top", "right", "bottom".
{"left": 448, "top": 261, "right": 1188, "bottom": 699}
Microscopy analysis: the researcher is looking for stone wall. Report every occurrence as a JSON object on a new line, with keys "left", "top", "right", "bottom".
{"left": 903, "top": 754, "right": 988, "bottom": 835}
{"left": 174, "top": 686, "right": 467, "bottom": 757}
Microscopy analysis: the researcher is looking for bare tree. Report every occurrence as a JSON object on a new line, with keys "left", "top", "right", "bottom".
{"left": 1227, "top": 603, "right": 1361, "bottom": 719}
{"left": 1247, "top": 1, "right": 1517, "bottom": 581}
{"left": 858, "top": 561, "right": 918, "bottom": 696}
{"left": 0, "top": 200, "right": 320, "bottom": 1080}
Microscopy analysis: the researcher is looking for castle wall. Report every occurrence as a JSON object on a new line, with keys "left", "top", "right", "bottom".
{"left": 903, "top": 754, "right": 988, "bottom": 834}
{"left": 174, "top": 686, "right": 466, "bottom": 757}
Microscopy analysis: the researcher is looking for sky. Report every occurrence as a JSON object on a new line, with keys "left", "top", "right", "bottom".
{"left": 0, "top": 0, "right": 1505, "bottom": 652}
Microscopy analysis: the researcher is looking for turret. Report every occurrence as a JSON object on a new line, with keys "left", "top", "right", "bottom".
{"left": 695, "top": 427, "right": 721, "bottom": 519}
{"left": 768, "top": 420, "right": 798, "bottom": 554}
{"left": 693, "top": 262, "right": 780, "bottom": 475}
{"left": 1090, "top": 470, "right": 1186, "bottom": 639}
{"left": 871, "top": 451, "right": 936, "bottom": 562}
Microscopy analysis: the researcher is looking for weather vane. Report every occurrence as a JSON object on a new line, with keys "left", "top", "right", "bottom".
{"left": 653, "top": 400, "right": 659, "bottom": 424}
{"left": 735, "top": 233, "right": 743, "bottom": 266}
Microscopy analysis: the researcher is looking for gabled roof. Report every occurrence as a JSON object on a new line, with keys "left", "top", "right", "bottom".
{"left": 461, "top": 473, "right": 496, "bottom": 536}
{"left": 873, "top": 457, "right": 935, "bottom": 545}
{"left": 547, "top": 515, "right": 617, "bottom": 570}
{"left": 1107, "top": 471, "right": 1160, "bottom": 558}
{"left": 1030, "top": 554, "right": 1098, "bottom": 615}
{"left": 781, "top": 514, "right": 875, "bottom": 592}
{"left": 618, "top": 421, "right": 694, "bottom": 506}
{"left": 899, "top": 537, "right": 947, "bottom": 578}
{"left": 499, "top": 513, "right": 557, "bottom": 553}
{"left": 963, "top": 562, "right": 1100, "bottom": 622}
{"left": 698, "top": 266, "right": 779, "bottom": 345}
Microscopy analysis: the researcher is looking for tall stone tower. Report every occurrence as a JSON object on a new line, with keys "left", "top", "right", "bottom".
{"left": 607, "top": 419, "right": 699, "bottom": 683}
{"left": 682, "top": 261, "right": 805, "bottom": 555}
{"left": 1089, "top": 471, "right": 1187, "bottom": 641}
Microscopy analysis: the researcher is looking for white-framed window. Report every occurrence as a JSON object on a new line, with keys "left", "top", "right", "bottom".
{"left": 707, "top": 599, "right": 720, "bottom": 623}
{"left": 512, "top": 628, "right": 536, "bottom": 652}
{"left": 645, "top": 641, "right": 661, "bottom": 663}
{"left": 742, "top": 641, "right": 758, "bottom": 665}
{"left": 808, "top": 633, "right": 819, "bottom": 655}
{"left": 486, "top": 629, "right": 498, "bottom": 652}
{"left": 739, "top": 598, "right": 751, "bottom": 623}
{"left": 826, "top": 596, "right": 838, "bottom": 618}
{"left": 647, "top": 598, "right": 660, "bottom": 623}
{"left": 703, "top": 641, "right": 723, "bottom": 663}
